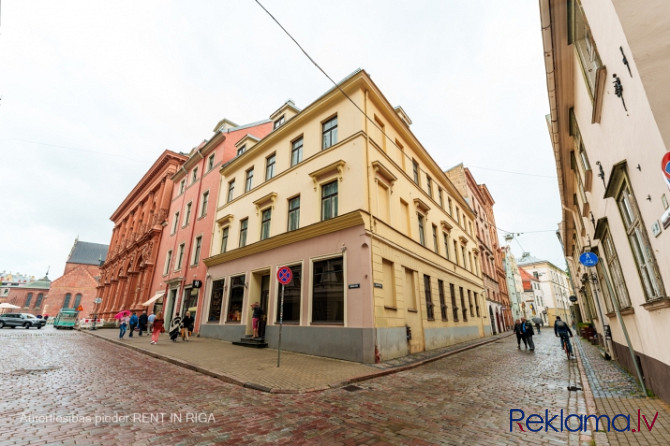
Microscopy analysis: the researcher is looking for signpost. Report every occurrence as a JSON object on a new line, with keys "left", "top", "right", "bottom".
{"left": 662, "top": 151, "right": 670, "bottom": 189}
{"left": 92, "top": 297, "right": 102, "bottom": 330}
{"left": 276, "top": 266, "right": 293, "bottom": 367}
{"left": 579, "top": 252, "right": 599, "bottom": 267}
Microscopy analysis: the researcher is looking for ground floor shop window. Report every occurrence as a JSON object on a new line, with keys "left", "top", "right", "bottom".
{"left": 227, "top": 275, "right": 245, "bottom": 321}
{"left": 312, "top": 257, "right": 344, "bottom": 323}
{"left": 208, "top": 279, "right": 224, "bottom": 322}
{"left": 276, "top": 265, "right": 301, "bottom": 322}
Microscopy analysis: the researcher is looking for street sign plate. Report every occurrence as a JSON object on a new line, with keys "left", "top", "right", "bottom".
{"left": 277, "top": 266, "right": 293, "bottom": 285}
{"left": 579, "top": 252, "right": 599, "bottom": 267}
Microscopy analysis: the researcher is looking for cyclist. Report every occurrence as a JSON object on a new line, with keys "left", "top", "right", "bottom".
{"left": 554, "top": 316, "right": 574, "bottom": 358}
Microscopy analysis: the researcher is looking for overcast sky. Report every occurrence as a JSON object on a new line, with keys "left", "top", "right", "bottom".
{"left": 0, "top": 0, "right": 565, "bottom": 280}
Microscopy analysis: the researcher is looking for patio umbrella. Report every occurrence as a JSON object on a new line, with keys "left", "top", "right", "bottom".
{"left": 114, "top": 310, "right": 131, "bottom": 319}
{"left": 0, "top": 303, "right": 20, "bottom": 309}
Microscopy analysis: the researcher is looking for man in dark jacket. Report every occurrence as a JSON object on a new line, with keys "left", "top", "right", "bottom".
{"left": 138, "top": 310, "right": 148, "bottom": 337}
{"left": 554, "top": 316, "right": 574, "bottom": 357}
{"left": 513, "top": 319, "right": 527, "bottom": 349}
{"left": 521, "top": 317, "right": 535, "bottom": 351}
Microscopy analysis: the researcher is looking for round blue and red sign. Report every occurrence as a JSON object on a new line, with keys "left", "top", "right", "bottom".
{"left": 277, "top": 266, "right": 293, "bottom": 285}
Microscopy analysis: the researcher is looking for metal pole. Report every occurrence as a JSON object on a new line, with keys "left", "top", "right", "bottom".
{"left": 277, "top": 284, "right": 284, "bottom": 368}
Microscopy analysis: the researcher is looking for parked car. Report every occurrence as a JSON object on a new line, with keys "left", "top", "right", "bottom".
{"left": 0, "top": 313, "right": 47, "bottom": 329}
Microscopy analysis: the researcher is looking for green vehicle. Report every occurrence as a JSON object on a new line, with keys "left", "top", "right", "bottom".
{"left": 53, "top": 309, "right": 79, "bottom": 329}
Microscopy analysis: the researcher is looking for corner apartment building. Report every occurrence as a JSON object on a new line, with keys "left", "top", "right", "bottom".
{"left": 202, "top": 69, "right": 486, "bottom": 363}
{"left": 149, "top": 119, "right": 273, "bottom": 331}
{"left": 541, "top": 0, "right": 670, "bottom": 401}
{"left": 446, "top": 164, "right": 511, "bottom": 334}
{"left": 518, "top": 254, "right": 571, "bottom": 325}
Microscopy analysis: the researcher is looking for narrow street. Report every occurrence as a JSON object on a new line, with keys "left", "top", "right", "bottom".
{"left": 2, "top": 327, "right": 593, "bottom": 445}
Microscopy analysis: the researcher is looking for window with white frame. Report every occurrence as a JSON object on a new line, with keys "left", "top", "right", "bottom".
{"left": 291, "top": 137, "right": 303, "bottom": 166}
{"left": 175, "top": 243, "right": 185, "bottom": 271}
{"left": 164, "top": 250, "right": 172, "bottom": 275}
{"left": 172, "top": 212, "right": 180, "bottom": 234}
{"left": 245, "top": 168, "right": 254, "bottom": 192}
{"left": 220, "top": 227, "right": 229, "bottom": 253}
{"left": 265, "top": 154, "right": 276, "bottom": 181}
{"left": 239, "top": 218, "right": 248, "bottom": 247}
{"left": 322, "top": 116, "right": 338, "bottom": 150}
{"left": 192, "top": 236, "right": 202, "bottom": 265}
{"left": 227, "top": 180, "right": 235, "bottom": 203}
{"left": 321, "top": 181, "right": 338, "bottom": 221}
{"left": 260, "top": 208, "right": 272, "bottom": 240}
{"left": 207, "top": 154, "right": 215, "bottom": 171}
{"left": 200, "top": 191, "right": 209, "bottom": 218}
{"left": 183, "top": 202, "right": 192, "bottom": 226}
{"left": 191, "top": 167, "right": 198, "bottom": 184}
{"left": 288, "top": 196, "right": 300, "bottom": 231}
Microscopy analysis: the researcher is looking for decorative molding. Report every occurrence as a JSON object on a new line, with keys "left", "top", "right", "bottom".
{"left": 253, "top": 192, "right": 278, "bottom": 215}
{"left": 440, "top": 220, "right": 453, "bottom": 232}
{"left": 413, "top": 198, "right": 430, "bottom": 215}
{"left": 309, "top": 160, "right": 346, "bottom": 190}
{"left": 216, "top": 214, "right": 234, "bottom": 226}
{"left": 371, "top": 160, "right": 397, "bottom": 190}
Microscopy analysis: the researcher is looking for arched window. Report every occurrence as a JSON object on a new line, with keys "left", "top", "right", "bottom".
{"left": 64, "top": 293, "right": 72, "bottom": 309}
{"left": 34, "top": 293, "right": 44, "bottom": 308}
{"left": 25, "top": 293, "right": 33, "bottom": 307}
{"left": 74, "top": 293, "right": 82, "bottom": 309}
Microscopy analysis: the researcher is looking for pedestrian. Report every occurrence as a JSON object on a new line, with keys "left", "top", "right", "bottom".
{"left": 128, "top": 312, "right": 138, "bottom": 337}
{"left": 554, "top": 316, "right": 575, "bottom": 358}
{"left": 148, "top": 312, "right": 156, "bottom": 332}
{"left": 533, "top": 317, "right": 542, "bottom": 335}
{"left": 513, "top": 319, "right": 527, "bottom": 349}
{"left": 521, "top": 317, "right": 535, "bottom": 351}
{"left": 181, "top": 311, "right": 194, "bottom": 341}
{"left": 251, "top": 302, "right": 263, "bottom": 339}
{"left": 119, "top": 312, "right": 129, "bottom": 339}
{"left": 169, "top": 313, "right": 182, "bottom": 342}
{"left": 138, "top": 310, "right": 148, "bottom": 336}
{"left": 151, "top": 314, "right": 164, "bottom": 345}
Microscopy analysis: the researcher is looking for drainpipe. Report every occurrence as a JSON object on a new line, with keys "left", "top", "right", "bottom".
{"left": 363, "top": 88, "right": 377, "bottom": 363}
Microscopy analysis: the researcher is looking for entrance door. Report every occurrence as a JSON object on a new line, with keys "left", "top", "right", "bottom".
{"left": 259, "top": 275, "right": 270, "bottom": 338}
{"left": 165, "top": 288, "right": 178, "bottom": 329}
{"left": 182, "top": 287, "right": 199, "bottom": 323}
{"left": 489, "top": 306, "right": 497, "bottom": 334}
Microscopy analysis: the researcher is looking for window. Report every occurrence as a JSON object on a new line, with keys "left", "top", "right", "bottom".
{"left": 460, "top": 287, "right": 467, "bottom": 321}
{"left": 245, "top": 168, "right": 254, "bottom": 192}
{"left": 438, "top": 280, "right": 447, "bottom": 321}
{"left": 417, "top": 213, "right": 426, "bottom": 246}
{"left": 474, "top": 293, "right": 480, "bottom": 317}
{"left": 432, "top": 224, "right": 438, "bottom": 253}
{"left": 426, "top": 176, "right": 433, "bottom": 198}
{"left": 171, "top": 212, "right": 179, "bottom": 234}
{"left": 208, "top": 279, "right": 225, "bottom": 322}
{"left": 461, "top": 245, "right": 467, "bottom": 270}
{"left": 312, "top": 257, "right": 344, "bottom": 323}
{"left": 424, "top": 275, "right": 434, "bottom": 320}
{"left": 175, "top": 243, "right": 185, "bottom": 270}
{"left": 265, "top": 154, "right": 276, "bottom": 181}
{"left": 179, "top": 179, "right": 185, "bottom": 195}
{"left": 382, "top": 259, "right": 396, "bottom": 308}
{"left": 191, "top": 167, "right": 198, "bottom": 184}
{"left": 207, "top": 154, "right": 215, "bottom": 171}
{"left": 183, "top": 202, "right": 192, "bottom": 226}
{"left": 288, "top": 196, "right": 300, "bottom": 231}
{"left": 450, "top": 284, "right": 458, "bottom": 321}
{"left": 448, "top": 197, "right": 453, "bottom": 215}
{"left": 453, "top": 241, "right": 459, "bottom": 266}
{"left": 276, "top": 264, "right": 301, "bottom": 322}
{"left": 64, "top": 293, "right": 71, "bottom": 309}
{"left": 237, "top": 145, "right": 246, "bottom": 157}
{"left": 164, "top": 250, "right": 172, "bottom": 275}
{"left": 468, "top": 290, "right": 474, "bottom": 317}
{"left": 274, "top": 115, "right": 285, "bottom": 129}
{"left": 200, "top": 191, "right": 209, "bottom": 218}
{"left": 412, "top": 160, "right": 419, "bottom": 184}
{"left": 220, "top": 227, "right": 229, "bottom": 253}
{"left": 227, "top": 275, "right": 245, "bottom": 321}
{"left": 570, "top": 0, "right": 604, "bottom": 102}
{"left": 74, "top": 293, "right": 82, "bottom": 309}
{"left": 438, "top": 188, "right": 444, "bottom": 208}
{"left": 443, "top": 232, "right": 450, "bottom": 260}
{"left": 321, "top": 181, "right": 338, "bottom": 221}
{"left": 35, "top": 293, "right": 44, "bottom": 308}
{"left": 25, "top": 293, "right": 33, "bottom": 307}
{"left": 260, "top": 208, "right": 272, "bottom": 240}
{"left": 239, "top": 219, "right": 248, "bottom": 247}
{"left": 405, "top": 268, "right": 417, "bottom": 311}
{"left": 291, "top": 137, "right": 303, "bottom": 166}
{"left": 227, "top": 180, "right": 235, "bottom": 203}
{"left": 192, "top": 236, "right": 202, "bottom": 265}
{"left": 322, "top": 116, "right": 338, "bottom": 149}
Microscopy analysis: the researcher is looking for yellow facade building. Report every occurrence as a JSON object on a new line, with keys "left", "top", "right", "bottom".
{"left": 202, "top": 70, "right": 486, "bottom": 363}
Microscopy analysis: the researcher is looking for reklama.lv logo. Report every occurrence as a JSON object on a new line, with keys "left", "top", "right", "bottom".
{"left": 510, "top": 409, "right": 658, "bottom": 433}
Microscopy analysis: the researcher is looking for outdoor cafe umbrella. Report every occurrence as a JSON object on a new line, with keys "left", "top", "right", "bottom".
{"left": 114, "top": 310, "right": 131, "bottom": 319}
{"left": 0, "top": 303, "right": 20, "bottom": 309}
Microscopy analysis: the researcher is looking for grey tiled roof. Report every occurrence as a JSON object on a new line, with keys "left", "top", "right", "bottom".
{"left": 67, "top": 241, "right": 109, "bottom": 265}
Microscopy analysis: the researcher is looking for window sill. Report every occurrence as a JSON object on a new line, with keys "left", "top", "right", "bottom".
{"left": 605, "top": 306, "right": 635, "bottom": 318}
{"left": 641, "top": 297, "right": 670, "bottom": 312}
{"left": 383, "top": 305, "right": 397, "bottom": 311}
{"left": 310, "top": 321, "right": 344, "bottom": 326}
{"left": 407, "top": 309, "right": 418, "bottom": 313}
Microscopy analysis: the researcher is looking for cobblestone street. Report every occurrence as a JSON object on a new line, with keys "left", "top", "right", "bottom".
{"left": 1, "top": 326, "right": 602, "bottom": 445}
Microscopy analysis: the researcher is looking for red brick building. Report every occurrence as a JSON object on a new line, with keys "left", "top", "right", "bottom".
{"left": 148, "top": 118, "right": 274, "bottom": 330}
{"left": 1, "top": 275, "right": 50, "bottom": 316}
{"left": 48, "top": 238, "right": 108, "bottom": 319}
{"left": 97, "top": 150, "right": 188, "bottom": 320}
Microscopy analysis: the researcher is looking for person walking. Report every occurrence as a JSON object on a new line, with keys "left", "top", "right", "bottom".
{"left": 138, "top": 310, "right": 148, "bottom": 337}
{"left": 119, "top": 313, "right": 129, "bottom": 339}
{"left": 251, "top": 302, "right": 263, "bottom": 339}
{"left": 181, "top": 311, "right": 194, "bottom": 341}
{"left": 128, "top": 312, "right": 138, "bottom": 338}
{"left": 169, "top": 313, "right": 182, "bottom": 342}
{"left": 151, "top": 314, "right": 164, "bottom": 345}
{"left": 554, "top": 316, "right": 575, "bottom": 358}
{"left": 521, "top": 317, "right": 535, "bottom": 351}
{"left": 148, "top": 312, "right": 156, "bottom": 332}
{"left": 513, "top": 319, "right": 527, "bottom": 349}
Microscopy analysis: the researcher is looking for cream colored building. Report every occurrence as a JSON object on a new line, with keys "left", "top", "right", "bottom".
{"left": 517, "top": 254, "right": 571, "bottom": 326}
{"left": 541, "top": 0, "right": 670, "bottom": 401}
{"left": 202, "top": 69, "right": 486, "bottom": 363}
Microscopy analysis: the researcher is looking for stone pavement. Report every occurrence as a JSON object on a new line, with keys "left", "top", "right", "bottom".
{"left": 575, "top": 337, "right": 670, "bottom": 445}
{"left": 81, "top": 327, "right": 511, "bottom": 393}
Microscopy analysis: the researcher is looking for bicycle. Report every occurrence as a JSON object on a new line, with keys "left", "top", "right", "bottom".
{"left": 561, "top": 335, "right": 572, "bottom": 360}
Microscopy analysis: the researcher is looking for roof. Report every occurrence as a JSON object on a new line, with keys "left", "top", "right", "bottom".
{"left": 26, "top": 275, "right": 51, "bottom": 289}
{"left": 67, "top": 240, "right": 109, "bottom": 265}
{"left": 517, "top": 253, "right": 545, "bottom": 266}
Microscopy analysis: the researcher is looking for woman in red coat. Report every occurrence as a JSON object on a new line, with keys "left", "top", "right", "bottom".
{"left": 151, "top": 314, "right": 164, "bottom": 344}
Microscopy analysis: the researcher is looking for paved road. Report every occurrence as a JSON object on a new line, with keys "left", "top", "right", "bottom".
{"left": 1, "top": 326, "right": 587, "bottom": 445}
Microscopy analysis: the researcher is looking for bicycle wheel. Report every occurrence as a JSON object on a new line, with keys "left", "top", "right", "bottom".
{"left": 563, "top": 338, "right": 571, "bottom": 360}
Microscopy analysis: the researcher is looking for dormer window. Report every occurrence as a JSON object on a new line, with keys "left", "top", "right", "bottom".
{"left": 237, "top": 145, "right": 246, "bottom": 157}
{"left": 273, "top": 115, "right": 285, "bottom": 129}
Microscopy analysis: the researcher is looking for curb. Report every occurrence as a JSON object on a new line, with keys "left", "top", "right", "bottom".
{"left": 80, "top": 328, "right": 513, "bottom": 394}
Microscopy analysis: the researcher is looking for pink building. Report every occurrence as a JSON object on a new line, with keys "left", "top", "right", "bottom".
{"left": 147, "top": 118, "right": 274, "bottom": 331}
